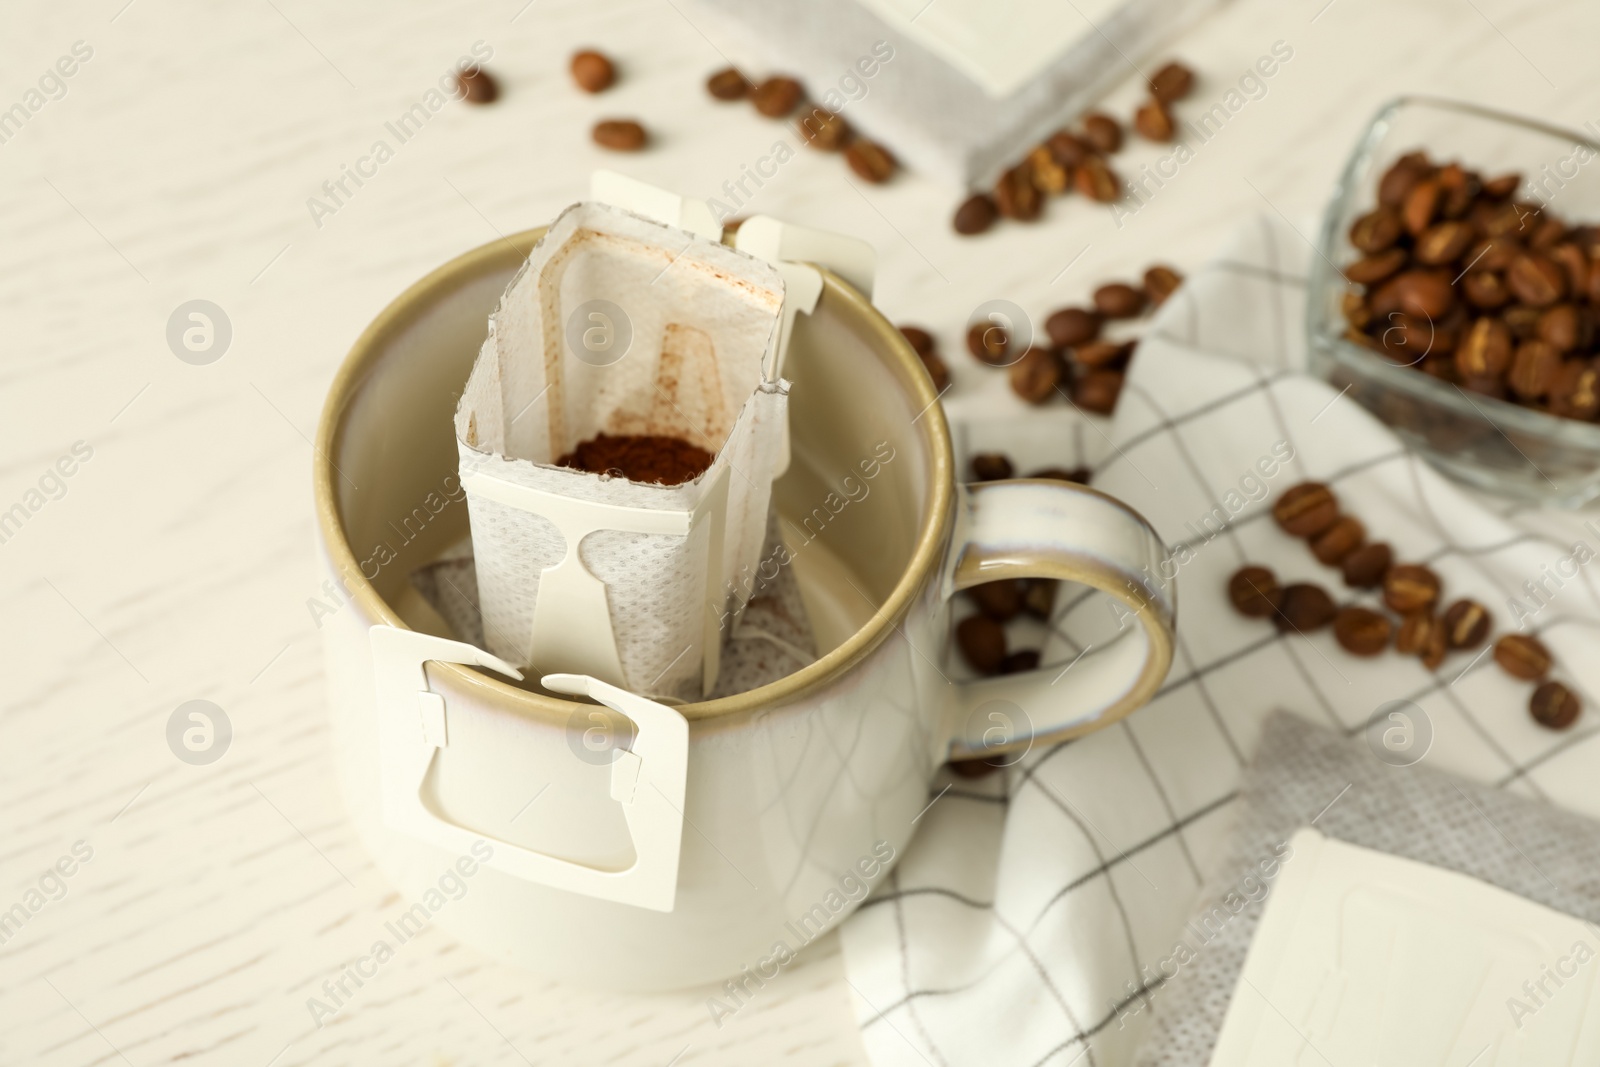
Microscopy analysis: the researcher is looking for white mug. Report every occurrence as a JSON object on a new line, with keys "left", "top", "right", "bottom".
{"left": 313, "top": 227, "right": 1177, "bottom": 991}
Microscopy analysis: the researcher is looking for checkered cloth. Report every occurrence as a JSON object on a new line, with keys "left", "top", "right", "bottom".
{"left": 838, "top": 215, "right": 1600, "bottom": 1067}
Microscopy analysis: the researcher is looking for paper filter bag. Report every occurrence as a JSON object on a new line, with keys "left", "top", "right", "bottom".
{"left": 454, "top": 201, "right": 788, "bottom": 701}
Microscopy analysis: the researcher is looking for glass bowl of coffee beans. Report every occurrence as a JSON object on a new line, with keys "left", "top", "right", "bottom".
{"left": 1308, "top": 96, "right": 1600, "bottom": 505}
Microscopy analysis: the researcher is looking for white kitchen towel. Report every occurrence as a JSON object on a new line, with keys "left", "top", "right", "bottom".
{"left": 838, "top": 214, "right": 1600, "bottom": 1067}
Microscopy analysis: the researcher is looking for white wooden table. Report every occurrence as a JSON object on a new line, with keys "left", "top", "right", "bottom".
{"left": 3, "top": 0, "right": 1596, "bottom": 1063}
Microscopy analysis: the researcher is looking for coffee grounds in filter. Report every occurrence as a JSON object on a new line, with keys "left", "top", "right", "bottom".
{"left": 557, "top": 433, "right": 713, "bottom": 485}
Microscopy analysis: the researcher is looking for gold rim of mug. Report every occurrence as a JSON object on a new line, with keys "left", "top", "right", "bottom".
{"left": 313, "top": 227, "right": 953, "bottom": 724}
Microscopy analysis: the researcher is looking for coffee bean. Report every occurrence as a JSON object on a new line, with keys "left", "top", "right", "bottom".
{"left": 797, "top": 107, "right": 850, "bottom": 151}
{"left": 1551, "top": 243, "right": 1590, "bottom": 295}
{"left": 1134, "top": 100, "right": 1175, "bottom": 142}
{"left": 1311, "top": 516, "right": 1365, "bottom": 565}
{"left": 1082, "top": 113, "right": 1123, "bottom": 154}
{"left": 970, "top": 452, "right": 1014, "bottom": 481}
{"left": 571, "top": 50, "right": 616, "bottom": 93}
{"left": 1341, "top": 541, "right": 1393, "bottom": 588}
{"left": 1483, "top": 172, "right": 1522, "bottom": 199}
{"left": 1148, "top": 61, "right": 1195, "bottom": 103}
{"left": 1531, "top": 216, "right": 1568, "bottom": 249}
{"left": 1274, "top": 583, "right": 1336, "bottom": 633}
{"left": 1551, "top": 359, "right": 1600, "bottom": 419}
{"left": 1273, "top": 482, "right": 1340, "bottom": 538}
{"left": 1072, "top": 340, "right": 1132, "bottom": 370}
{"left": 751, "top": 76, "right": 803, "bottom": 117}
{"left": 1144, "top": 265, "right": 1184, "bottom": 307}
{"left": 592, "top": 120, "right": 647, "bottom": 151}
{"left": 1507, "top": 252, "right": 1567, "bottom": 306}
{"left": 956, "top": 615, "right": 1006, "bottom": 674}
{"left": 1530, "top": 680, "right": 1581, "bottom": 730}
{"left": 968, "top": 579, "right": 1024, "bottom": 621}
{"left": 1402, "top": 177, "right": 1441, "bottom": 236}
{"left": 1378, "top": 154, "right": 1431, "bottom": 208}
{"left": 1502, "top": 304, "right": 1543, "bottom": 340}
{"left": 1508, "top": 339, "right": 1561, "bottom": 400}
{"left": 456, "top": 66, "right": 499, "bottom": 104}
{"left": 967, "top": 321, "right": 1009, "bottom": 365}
{"left": 1395, "top": 612, "right": 1438, "bottom": 655}
{"left": 995, "top": 165, "right": 1042, "bottom": 221}
{"left": 1538, "top": 304, "right": 1588, "bottom": 353}
{"left": 1471, "top": 235, "right": 1523, "bottom": 272}
{"left": 1344, "top": 249, "right": 1408, "bottom": 286}
{"left": 1026, "top": 145, "right": 1070, "bottom": 194}
{"left": 1002, "top": 650, "right": 1041, "bottom": 674}
{"left": 921, "top": 351, "right": 950, "bottom": 393}
{"left": 1494, "top": 633, "right": 1551, "bottom": 680}
{"left": 1094, "top": 283, "right": 1146, "bottom": 319}
{"left": 1046, "top": 307, "right": 1101, "bottom": 347}
{"left": 1023, "top": 578, "right": 1059, "bottom": 619}
{"left": 1441, "top": 599, "right": 1491, "bottom": 649}
{"left": 706, "top": 67, "right": 751, "bottom": 100}
{"left": 1010, "top": 348, "right": 1063, "bottom": 404}
{"left": 1384, "top": 564, "right": 1441, "bottom": 615}
{"left": 1437, "top": 162, "right": 1480, "bottom": 217}
{"left": 1350, "top": 208, "right": 1403, "bottom": 254}
{"left": 899, "top": 325, "right": 934, "bottom": 356}
{"left": 1455, "top": 317, "right": 1513, "bottom": 379}
{"left": 1043, "top": 130, "right": 1094, "bottom": 167}
{"left": 1228, "top": 565, "right": 1281, "bottom": 618}
{"left": 1462, "top": 271, "right": 1511, "bottom": 310}
{"left": 1074, "top": 156, "right": 1120, "bottom": 202}
{"left": 953, "top": 193, "right": 998, "bottom": 235}
{"left": 1334, "top": 607, "right": 1391, "bottom": 656}
{"left": 845, "top": 140, "right": 896, "bottom": 183}
{"left": 1414, "top": 221, "right": 1474, "bottom": 266}
{"left": 1343, "top": 291, "right": 1373, "bottom": 330}
{"left": 1071, "top": 370, "right": 1123, "bottom": 414}
{"left": 1420, "top": 620, "right": 1448, "bottom": 669}
{"left": 1389, "top": 269, "right": 1455, "bottom": 319}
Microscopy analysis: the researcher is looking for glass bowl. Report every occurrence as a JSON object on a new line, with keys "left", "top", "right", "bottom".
{"left": 1308, "top": 95, "right": 1600, "bottom": 507}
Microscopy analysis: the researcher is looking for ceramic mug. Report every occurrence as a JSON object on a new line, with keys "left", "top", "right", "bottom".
{"left": 313, "top": 226, "right": 1176, "bottom": 992}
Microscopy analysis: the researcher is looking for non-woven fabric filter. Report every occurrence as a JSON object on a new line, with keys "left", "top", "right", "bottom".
{"left": 455, "top": 201, "right": 789, "bottom": 702}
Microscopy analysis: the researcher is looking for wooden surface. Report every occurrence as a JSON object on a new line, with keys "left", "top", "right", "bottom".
{"left": 3, "top": 0, "right": 1598, "bottom": 1063}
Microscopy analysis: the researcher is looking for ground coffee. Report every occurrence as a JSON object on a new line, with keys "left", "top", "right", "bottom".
{"left": 557, "top": 433, "right": 712, "bottom": 485}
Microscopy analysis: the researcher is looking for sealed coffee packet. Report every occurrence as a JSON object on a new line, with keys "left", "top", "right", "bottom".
{"left": 453, "top": 200, "right": 807, "bottom": 702}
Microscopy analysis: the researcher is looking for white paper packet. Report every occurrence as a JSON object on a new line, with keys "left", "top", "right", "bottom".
{"left": 454, "top": 201, "right": 788, "bottom": 701}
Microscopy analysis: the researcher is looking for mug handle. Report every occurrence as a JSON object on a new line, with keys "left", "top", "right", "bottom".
{"left": 945, "top": 479, "right": 1176, "bottom": 761}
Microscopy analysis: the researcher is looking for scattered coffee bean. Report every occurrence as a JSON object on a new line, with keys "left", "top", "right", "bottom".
{"left": 571, "top": 50, "right": 616, "bottom": 93}
{"left": 1010, "top": 347, "right": 1063, "bottom": 404}
{"left": 1441, "top": 598, "right": 1491, "bottom": 648}
{"left": 970, "top": 453, "right": 1014, "bottom": 481}
{"left": 1273, "top": 482, "right": 1340, "bottom": 538}
{"left": 956, "top": 615, "right": 1006, "bottom": 674}
{"left": 1395, "top": 612, "right": 1439, "bottom": 656}
{"left": 1530, "top": 680, "right": 1581, "bottom": 730}
{"left": 592, "top": 120, "right": 647, "bottom": 151}
{"left": 1228, "top": 565, "right": 1281, "bottom": 618}
{"left": 1046, "top": 307, "right": 1101, "bottom": 347}
{"left": 1383, "top": 563, "right": 1441, "bottom": 615}
{"left": 1048, "top": 130, "right": 1091, "bottom": 168}
{"left": 1075, "top": 156, "right": 1121, "bottom": 202}
{"left": 1274, "top": 583, "right": 1336, "bottom": 633}
{"left": 797, "top": 107, "right": 850, "bottom": 151}
{"left": 1072, "top": 339, "right": 1133, "bottom": 370}
{"left": 1494, "top": 633, "right": 1552, "bottom": 680}
{"left": 899, "top": 325, "right": 934, "bottom": 355}
{"left": 706, "top": 67, "right": 751, "bottom": 100}
{"left": 967, "top": 321, "right": 1010, "bottom": 365}
{"left": 1030, "top": 467, "right": 1091, "bottom": 485}
{"left": 1082, "top": 112, "right": 1123, "bottom": 154}
{"left": 1148, "top": 61, "right": 1195, "bottom": 103}
{"left": 1094, "top": 283, "right": 1146, "bottom": 319}
{"left": 948, "top": 757, "right": 1003, "bottom": 778}
{"left": 456, "top": 66, "right": 499, "bottom": 104}
{"left": 1071, "top": 370, "right": 1124, "bottom": 414}
{"left": 1134, "top": 100, "right": 1175, "bottom": 142}
{"left": 1144, "top": 265, "right": 1183, "bottom": 308}
{"left": 1027, "top": 145, "right": 1070, "bottom": 194}
{"left": 751, "top": 76, "right": 803, "bottom": 117}
{"left": 1334, "top": 606, "right": 1392, "bottom": 656}
{"left": 1023, "top": 578, "right": 1059, "bottom": 619}
{"left": 1420, "top": 619, "right": 1447, "bottom": 669}
{"left": 953, "top": 193, "right": 998, "bottom": 235}
{"left": 995, "top": 165, "right": 1043, "bottom": 221}
{"left": 1001, "top": 650, "right": 1041, "bottom": 674}
{"left": 1341, "top": 541, "right": 1393, "bottom": 588}
{"left": 845, "top": 140, "right": 897, "bottom": 183}
{"left": 921, "top": 351, "right": 950, "bottom": 392}
{"left": 968, "top": 579, "right": 1024, "bottom": 621}
{"left": 1310, "top": 516, "right": 1365, "bottom": 565}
